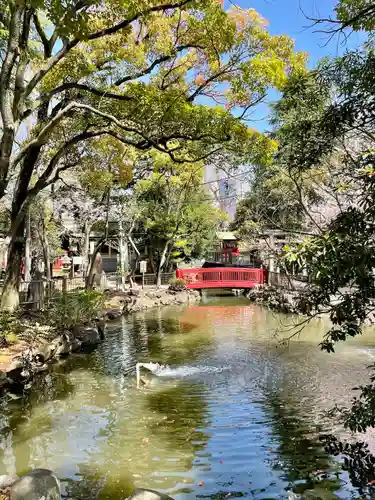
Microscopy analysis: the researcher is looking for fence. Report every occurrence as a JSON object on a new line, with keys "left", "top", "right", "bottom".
{"left": 267, "top": 271, "right": 308, "bottom": 291}
{"left": 0, "top": 272, "right": 176, "bottom": 310}
{"left": 177, "top": 267, "right": 265, "bottom": 289}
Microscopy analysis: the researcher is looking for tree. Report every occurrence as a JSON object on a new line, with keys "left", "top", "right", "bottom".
{"left": 0, "top": 0, "right": 304, "bottom": 308}
{"left": 231, "top": 163, "right": 316, "bottom": 238}
{"left": 272, "top": 27, "right": 375, "bottom": 492}
{"left": 136, "top": 156, "right": 225, "bottom": 285}
{"left": 275, "top": 55, "right": 375, "bottom": 349}
{"left": 310, "top": 0, "right": 375, "bottom": 34}
{"left": 30, "top": 194, "right": 64, "bottom": 279}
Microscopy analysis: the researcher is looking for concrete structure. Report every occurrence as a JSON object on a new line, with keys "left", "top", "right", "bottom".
{"left": 203, "top": 164, "right": 252, "bottom": 221}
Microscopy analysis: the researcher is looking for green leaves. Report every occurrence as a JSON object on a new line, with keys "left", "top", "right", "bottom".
{"left": 136, "top": 158, "right": 224, "bottom": 267}
{"left": 335, "top": 0, "right": 375, "bottom": 31}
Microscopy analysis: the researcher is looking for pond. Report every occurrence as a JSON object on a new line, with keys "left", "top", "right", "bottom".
{"left": 0, "top": 293, "right": 374, "bottom": 500}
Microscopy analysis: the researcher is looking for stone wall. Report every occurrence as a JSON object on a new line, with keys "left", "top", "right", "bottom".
{"left": 123, "top": 288, "right": 201, "bottom": 313}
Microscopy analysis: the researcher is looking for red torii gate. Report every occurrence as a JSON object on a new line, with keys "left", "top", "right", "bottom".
{"left": 176, "top": 267, "right": 265, "bottom": 289}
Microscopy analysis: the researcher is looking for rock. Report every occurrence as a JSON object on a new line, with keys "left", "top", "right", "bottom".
{"left": 105, "top": 308, "right": 122, "bottom": 320}
{"left": 6, "top": 358, "right": 26, "bottom": 381}
{"left": 160, "top": 297, "right": 172, "bottom": 306}
{"left": 66, "top": 332, "right": 81, "bottom": 352}
{"left": 32, "top": 363, "right": 48, "bottom": 373}
{"left": 73, "top": 326, "right": 102, "bottom": 346}
{"left": 6, "top": 358, "right": 23, "bottom": 373}
{"left": 50, "top": 333, "right": 71, "bottom": 357}
{"left": 302, "top": 488, "right": 339, "bottom": 500}
{"left": 127, "top": 488, "right": 175, "bottom": 500}
{"left": 96, "top": 320, "right": 105, "bottom": 340}
{"left": 0, "top": 474, "right": 17, "bottom": 489}
{"left": 0, "top": 370, "right": 8, "bottom": 387}
{"left": 32, "top": 342, "right": 56, "bottom": 364}
{"left": 176, "top": 291, "right": 188, "bottom": 304}
{"left": 9, "top": 469, "right": 60, "bottom": 500}
{"left": 287, "top": 492, "right": 298, "bottom": 500}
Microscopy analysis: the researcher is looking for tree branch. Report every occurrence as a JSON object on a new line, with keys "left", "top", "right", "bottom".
{"left": 48, "top": 83, "right": 133, "bottom": 101}
{"left": 115, "top": 44, "right": 203, "bottom": 85}
{"left": 307, "top": 5, "right": 375, "bottom": 34}
{"left": 0, "top": 11, "right": 9, "bottom": 28}
{"left": 13, "top": 8, "right": 32, "bottom": 121}
{"left": 24, "top": 0, "right": 194, "bottom": 98}
{"left": 187, "top": 66, "right": 233, "bottom": 102}
{"left": 32, "top": 13, "right": 51, "bottom": 58}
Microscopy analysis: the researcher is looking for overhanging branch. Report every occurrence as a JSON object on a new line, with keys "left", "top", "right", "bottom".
{"left": 24, "top": 0, "right": 194, "bottom": 98}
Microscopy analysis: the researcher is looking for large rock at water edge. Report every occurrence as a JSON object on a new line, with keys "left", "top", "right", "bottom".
{"left": 105, "top": 307, "right": 123, "bottom": 320}
{"left": 127, "top": 488, "right": 175, "bottom": 500}
{"left": 9, "top": 469, "right": 60, "bottom": 500}
{"left": 5, "top": 358, "right": 26, "bottom": 381}
{"left": 72, "top": 326, "right": 102, "bottom": 346}
{"left": 0, "top": 474, "right": 18, "bottom": 490}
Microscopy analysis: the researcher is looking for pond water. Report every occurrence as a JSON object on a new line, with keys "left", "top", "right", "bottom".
{"left": 1, "top": 293, "right": 375, "bottom": 500}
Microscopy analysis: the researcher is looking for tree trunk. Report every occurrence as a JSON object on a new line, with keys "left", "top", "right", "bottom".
{"left": 41, "top": 223, "right": 51, "bottom": 281}
{"left": 24, "top": 207, "right": 31, "bottom": 282}
{"left": 118, "top": 219, "right": 129, "bottom": 292}
{"left": 82, "top": 220, "right": 91, "bottom": 277}
{"left": 1, "top": 146, "right": 42, "bottom": 309}
{"left": 156, "top": 241, "right": 170, "bottom": 288}
{"left": 86, "top": 239, "right": 104, "bottom": 289}
{"left": 86, "top": 187, "right": 111, "bottom": 289}
{"left": 1, "top": 218, "right": 25, "bottom": 310}
{"left": 148, "top": 243, "right": 156, "bottom": 274}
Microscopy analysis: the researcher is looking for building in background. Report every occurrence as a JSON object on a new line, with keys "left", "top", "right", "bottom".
{"left": 203, "top": 164, "right": 252, "bottom": 221}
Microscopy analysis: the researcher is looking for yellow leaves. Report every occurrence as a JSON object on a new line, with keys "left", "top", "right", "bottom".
{"left": 147, "top": 14, "right": 175, "bottom": 54}
{"left": 228, "top": 6, "right": 268, "bottom": 31}
{"left": 247, "top": 8, "right": 268, "bottom": 27}
{"left": 248, "top": 54, "right": 288, "bottom": 89}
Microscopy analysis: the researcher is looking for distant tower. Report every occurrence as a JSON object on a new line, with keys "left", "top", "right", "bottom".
{"left": 203, "top": 164, "right": 252, "bottom": 221}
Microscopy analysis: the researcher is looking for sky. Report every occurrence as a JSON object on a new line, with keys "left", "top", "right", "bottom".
{"left": 237, "top": 0, "right": 365, "bottom": 66}
{"left": 229, "top": 0, "right": 366, "bottom": 130}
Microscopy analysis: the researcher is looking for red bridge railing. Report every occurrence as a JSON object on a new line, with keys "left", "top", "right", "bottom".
{"left": 176, "top": 267, "right": 265, "bottom": 289}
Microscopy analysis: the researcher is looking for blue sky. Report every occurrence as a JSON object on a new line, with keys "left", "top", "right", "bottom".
{"left": 229, "top": 0, "right": 366, "bottom": 130}
{"left": 236, "top": 0, "right": 365, "bottom": 66}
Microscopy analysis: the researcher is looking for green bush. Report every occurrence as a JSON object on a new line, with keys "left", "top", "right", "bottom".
{"left": 0, "top": 310, "right": 24, "bottom": 345}
{"left": 168, "top": 277, "right": 186, "bottom": 291}
{"left": 48, "top": 290, "right": 104, "bottom": 329}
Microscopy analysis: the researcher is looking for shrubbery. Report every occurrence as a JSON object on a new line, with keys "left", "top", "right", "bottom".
{"left": 0, "top": 311, "right": 22, "bottom": 345}
{"left": 48, "top": 290, "right": 104, "bottom": 329}
{"left": 168, "top": 278, "right": 187, "bottom": 292}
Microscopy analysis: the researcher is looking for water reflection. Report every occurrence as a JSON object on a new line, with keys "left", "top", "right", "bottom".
{"left": 0, "top": 298, "right": 371, "bottom": 499}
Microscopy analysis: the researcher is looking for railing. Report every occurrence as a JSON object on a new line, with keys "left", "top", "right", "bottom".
{"left": 0, "top": 272, "right": 176, "bottom": 310}
{"left": 176, "top": 267, "right": 265, "bottom": 289}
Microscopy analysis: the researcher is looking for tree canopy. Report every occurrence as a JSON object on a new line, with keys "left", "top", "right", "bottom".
{"left": 0, "top": 0, "right": 305, "bottom": 308}
{"left": 136, "top": 156, "right": 224, "bottom": 283}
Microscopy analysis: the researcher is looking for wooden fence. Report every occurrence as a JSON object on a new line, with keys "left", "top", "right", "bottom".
{"left": 0, "top": 272, "right": 176, "bottom": 310}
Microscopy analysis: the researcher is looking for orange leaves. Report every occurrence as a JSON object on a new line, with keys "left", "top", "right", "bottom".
{"left": 194, "top": 74, "right": 206, "bottom": 86}
{"left": 228, "top": 6, "right": 268, "bottom": 31}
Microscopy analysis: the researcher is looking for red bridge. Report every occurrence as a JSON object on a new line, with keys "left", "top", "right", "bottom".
{"left": 176, "top": 268, "right": 265, "bottom": 289}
